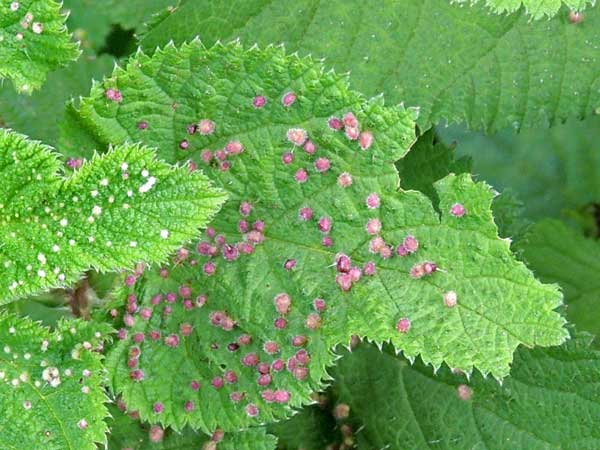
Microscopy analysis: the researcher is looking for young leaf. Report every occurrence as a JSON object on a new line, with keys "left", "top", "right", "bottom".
{"left": 438, "top": 116, "right": 600, "bottom": 220}
{"left": 451, "top": 0, "right": 594, "bottom": 20}
{"left": 67, "top": 42, "right": 569, "bottom": 433}
{"left": 0, "top": 130, "right": 226, "bottom": 303}
{"left": 0, "top": 313, "right": 111, "bottom": 450}
{"left": 132, "top": 0, "right": 600, "bottom": 133}
{"left": 0, "top": 0, "right": 80, "bottom": 93}
{"left": 106, "top": 404, "right": 277, "bottom": 450}
{"left": 518, "top": 220, "right": 600, "bottom": 338}
{"left": 332, "top": 337, "right": 600, "bottom": 449}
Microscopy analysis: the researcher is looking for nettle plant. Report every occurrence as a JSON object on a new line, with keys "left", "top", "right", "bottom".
{"left": 0, "top": 1, "right": 599, "bottom": 449}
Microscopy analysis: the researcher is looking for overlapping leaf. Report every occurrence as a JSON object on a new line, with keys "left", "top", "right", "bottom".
{"left": 439, "top": 116, "right": 600, "bottom": 220}
{"left": 518, "top": 220, "right": 600, "bottom": 338}
{"left": 106, "top": 405, "right": 276, "bottom": 450}
{"left": 63, "top": 42, "right": 568, "bottom": 432}
{"left": 0, "top": 313, "right": 111, "bottom": 450}
{"left": 0, "top": 0, "right": 80, "bottom": 93}
{"left": 0, "top": 130, "right": 226, "bottom": 302}
{"left": 0, "top": 53, "right": 114, "bottom": 147}
{"left": 129, "top": 0, "right": 600, "bottom": 133}
{"left": 332, "top": 337, "right": 600, "bottom": 449}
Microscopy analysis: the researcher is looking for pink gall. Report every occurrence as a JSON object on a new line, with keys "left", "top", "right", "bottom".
{"left": 299, "top": 207, "right": 313, "bottom": 221}
{"left": 198, "top": 119, "right": 215, "bottom": 135}
{"left": 295, "top": 168, "right": 309, "bottom": 183}
{"left": 203, "top": 262, "right": 216, "bottom": 276}
{"left": 328, "top": 116, "right": 343, "bottom": 130}
{"left": 282, "top": 152, "right": 294, "bottom": 165}
{"left": 337, "top": 172, "right": 353, "bottom": 188}
{"left": 396, "top": 317, "right": 411, "bottom": 333}
{"left": 345, "top": 126, "right": 360, "bottom": 141}
{"left": 281, "top": 91, "right": 297, "bottom": 107}
{"left": 253, "top": 95, "right": 267, "bottom": 108}
{"left": 450, "top": 203, "right": 466, "bottom": 217}
{"left": 303, "top": 140, "right": 317, "bottom": 155}
{"left": 274, "top": 293, "right": 292, "bottom": 314}
{"left": 287, "top": 128, "right": 308, "bottom": 146}
{"left": 457, "top": 384, "right": 472, "bottom": 401}
{"left": 366, "top": 218, "right": 382, "bottom": 235}
{"left": 366, "top": 193, "right": 381, "bottom": 209}
{"left": 226, "top": 140, "right": 244, "bottom": 155}
{"left": 444, "top": 291, "right": 458, "bottom": 308}
{"left": 336, "top": 273, "right": 353, "bottom": 292}
{"left": 359, "top": 131, "right": 374, "bottom": 150}
{"left": 314, "top": 157, "right": 331, "bottom": 173}
{"left": 105, "top": 88, "right": 122, "bottom": 102}
{"left": 284, "top": 259, "right": 297, "bottom": 271}
{"left": 318, "top": 216, "right": 332, "bottom": 233}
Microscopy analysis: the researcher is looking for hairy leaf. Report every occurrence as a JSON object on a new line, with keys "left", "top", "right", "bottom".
{"left": 518, "top": 220, "right": 600, "bottom": 338}
{"left": 133, "top": 0, "right": 600, "bottom": 132}
{"left": 439, "top": 116, "right": 600, "bottom": 220}
{"left": 0, "top": 0, "right": 80, "bottom": 93}
{"left": 332, "top": 337, "right": 600, "bottom": 449}
{"left": 106, "top": 405, "right": 276, "bottom": 450}
{"left": 0, "top": 313, "right": 111, "bottom": 450}
{"left": 0, "top": 53, "right": 114, "bottom": 147}
{"left": 63, "top": 42, "right": 568, "bottom": 432}
{"left": 451, "top": 0, "right": 595, "bottom": 19}
{"left": 0, "top": 130, "right": 226, "bottom": 303}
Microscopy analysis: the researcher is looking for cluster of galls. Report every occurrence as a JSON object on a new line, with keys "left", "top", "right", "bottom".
{"left": 334, "top": 254, "right": 375, "bottom": 292}
{"left": 195, "top": 200, "right": 266, "bottom": 277}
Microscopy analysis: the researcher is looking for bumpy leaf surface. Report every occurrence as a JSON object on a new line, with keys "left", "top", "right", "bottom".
{"left": 106, "top": 405, "right": 276, "bottom": 450}
{"left": 0, "top": 313, "right": 111, "bottom": 450}
{"left": 439, "top": 116, "right": 600, "bottom": 220}
{"left": 518, "top": 220, "right": 600, "bottom": 338}
{"left": 133, "top": 0, "right": 600, "bottom": 132}
{"left": 332, "top": 338, "right": 600, "bottom": 449}
{"left": 0, "top": 130, "right": 226, "bottom": 303}
{"left": 63, "top": 42, "right": 568, "bottom": 432}
{"left": 451, "top": 0, "right": 595, "bottom": 19}
{"left": 0, "top": 0, "right": 80, "bottom": 93}
{"left": 0, "top": 53, "right": 114, "bottom": 147}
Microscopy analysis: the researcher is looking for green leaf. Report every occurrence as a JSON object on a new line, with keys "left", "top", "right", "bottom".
{"left": 451, "top": 0, "right": 594, "bottom": 19}
{"left": 133, "top": 0, "right": 600, "bottom": 132}
{"left": 0, "top": 313, "right": 111, "bottom": 450}
{"left": 65, "top": 41, "right": 568, "bottom": 433}
{"left": 106, "top": 405, "right": 276, "bottom": 450}
{"left": 332, "top": 337, "right": 600, "bottom": 450}
{"left": 62, "top": 0, "right": 112, "bottom": 51}
{"left": 0, "top": 129, "right": 227, "bottom": 303}
{"left": 396, "top": 129, "right": 472, "bottom": 211}
{"left": 0, "top": 0, "right": 80, "bottom": 93}
{"left": 438, "top": 116, "right": 600, "bottom": 220}
{"left": 106, "top": 0, "right": 176, "bottom": 32}
{"left": 0, "top": 53, "right": 114, "bottom": 148}
{"left": 268, "top": 403, "right": 340, "bottom": 450}
{"left": 518, "top": 220, "right": 600, "bottom": 338}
